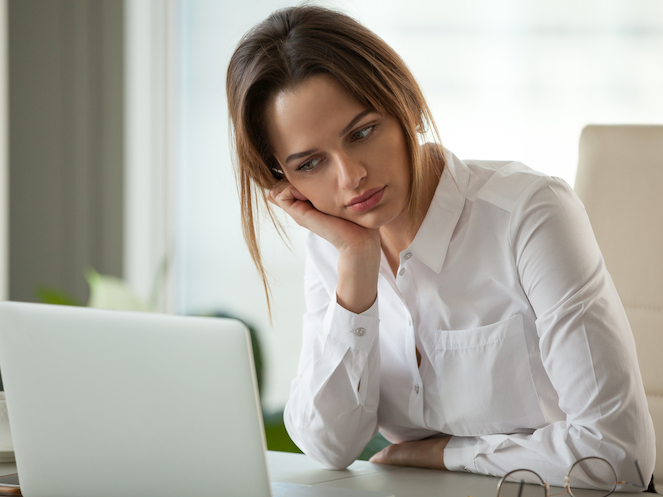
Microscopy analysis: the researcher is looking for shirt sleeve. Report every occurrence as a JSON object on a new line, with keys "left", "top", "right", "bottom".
{"left": 444, "top": 176, "right": 656, "bottom": 488}
{"left": 283, "top": 232, "right": 381, "bottom": 470}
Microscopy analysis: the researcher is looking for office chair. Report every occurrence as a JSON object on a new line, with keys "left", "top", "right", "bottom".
{"left": 575, "top": 125, "right": 663, "bottom": 485}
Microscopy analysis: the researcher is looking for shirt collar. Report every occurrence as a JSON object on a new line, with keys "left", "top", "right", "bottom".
{"left": 409, "top": 149, "right": 469, "bottom": 273}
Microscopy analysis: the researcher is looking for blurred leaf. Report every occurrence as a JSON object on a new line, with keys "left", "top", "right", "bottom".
{"left": 36, "top": 287, "right": 84, "bottom": 306}
{"left": 358, "top": 432, "right": 391, "bottom": 461}
{"left": 86, "top": 269, "right": 153, "bottom": 312}
{"left": 263, "top": 410, "right": 302, "bottom": 454}
{"left": 260, "top": 410, "right": 391, "bottom": 457}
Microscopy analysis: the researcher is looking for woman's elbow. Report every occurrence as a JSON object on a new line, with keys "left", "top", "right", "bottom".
{"left": 623, "top": 410, "right": 656, "bottom": 486}
{"left": 313, "top": 452, "right": 357, "bottom": 471}
{"left": 605, "top": 421, "right": 656, "bottom": 489}
{"left": 283, "top": 405, "right": 364, "bottom": 470}
{"left": 286, "top": 424, "right": 359, "bottom": 469}
{"left": 628, "top": 435, "right": 656, "bottom": 489}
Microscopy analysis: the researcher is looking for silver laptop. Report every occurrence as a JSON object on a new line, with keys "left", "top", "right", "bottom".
{"left": 0, "top": 301, "right": 271, "bottom": 497}
{"left": 0, "top": 302, "right": 394, "bottom": 497}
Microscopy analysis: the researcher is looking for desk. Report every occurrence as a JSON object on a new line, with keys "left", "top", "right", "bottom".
{"left": 267, "top": 451, "right": 645, "bottom": 497}
{"left": 0, "top": 452, "right": 648, "bottom": 497}
{"left": 268, "top": 450, "right": 498, "bottom": 496}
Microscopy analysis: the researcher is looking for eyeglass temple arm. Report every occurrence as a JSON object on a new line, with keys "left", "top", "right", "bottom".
{"left": 634, "top": 460, "right": 645, "bottom": 489}
{"left": 617, "top": 459, "right": 646, "bottom": 489}
{"left": 517, "top": 480, "right": 525, "bottom": 497}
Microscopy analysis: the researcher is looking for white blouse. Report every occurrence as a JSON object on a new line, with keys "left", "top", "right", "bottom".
{"left": 283, "top": 150, "right": 656, "bottom": 487}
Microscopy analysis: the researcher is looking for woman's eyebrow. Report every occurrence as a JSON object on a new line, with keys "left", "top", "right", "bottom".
{"left": 284, "top": 110, "right": 373, "bottom": 165}
{"left": 339, "top": 110, "right": 372, "bottom": 137}
{"left": 285, "top": 149, "right": 316, "bottom": 165}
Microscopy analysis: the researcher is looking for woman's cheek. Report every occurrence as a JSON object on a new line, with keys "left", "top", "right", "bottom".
{"left": 310, "top": 198, "right": 343, "bottom": 218}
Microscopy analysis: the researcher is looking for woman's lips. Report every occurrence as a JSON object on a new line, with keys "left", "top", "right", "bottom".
{"left": 347, "top": 187, "right": 386, "bottom": 212}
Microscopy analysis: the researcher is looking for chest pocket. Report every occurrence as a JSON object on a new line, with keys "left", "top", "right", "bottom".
{"left": 429, "top": 314, "right": 546, "bottom": 436}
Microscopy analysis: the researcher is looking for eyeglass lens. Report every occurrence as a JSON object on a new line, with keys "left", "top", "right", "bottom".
{"left": 497, "top": 470, "right": 547, "bottom": 497}
{"left": 567, "top": 457, "right": 617, "bottom": 496}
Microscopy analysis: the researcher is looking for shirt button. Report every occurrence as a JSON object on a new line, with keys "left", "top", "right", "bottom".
{"left": 353, "top": 327, "right": 366, "bottom": 336}
{"left": 407, "top": 318, "right": 412, "bottom": 326}
{"left": 398, "top": 267, "right": 405, "bottom": 276}
{"left": 414, "top": 384, "right": 420, "bottom": 394}
{"left": 404, "top": 252, "right": 412, "bottom": 260}
{"left": 463, "top": 466, "right": 471, "bottom": 473}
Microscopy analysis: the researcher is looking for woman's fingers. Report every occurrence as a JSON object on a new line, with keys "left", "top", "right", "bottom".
{"left": 290, "top": 187, "right": 309, "bottom": 201}
{"left": 267, "top": 180, "right": 380, "bottom": 257}
{"left": 269, "top": 185, "right": 330, "bottom": 234}
{"left": 268, "top": 179, "right": 307, "bottom": 200}
{"left": 269, "top": 180, "right": 308, "bottom": 205}
{"left": 267, "top": 180, "right": 289, "bottom": 203}
{"left": 268, "top": 181, "right": 316, "bottom": 221}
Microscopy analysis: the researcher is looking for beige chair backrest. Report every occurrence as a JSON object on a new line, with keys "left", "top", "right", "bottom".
{"left": 575, "top": 125, "right": 663, "bottom": 485}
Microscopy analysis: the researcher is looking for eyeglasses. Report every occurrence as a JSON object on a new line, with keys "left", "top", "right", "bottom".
{"left": 496, "top": 457, "right": 645, "bottom": 497}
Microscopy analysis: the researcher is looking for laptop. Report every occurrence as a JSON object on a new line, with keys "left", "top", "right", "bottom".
{"left": 0, "top": 302, "right": 392, "bottom": 497}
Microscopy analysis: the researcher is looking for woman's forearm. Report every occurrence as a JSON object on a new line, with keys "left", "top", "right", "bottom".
{"left": 335, "top": 243, "right": 380, "bottom": 314}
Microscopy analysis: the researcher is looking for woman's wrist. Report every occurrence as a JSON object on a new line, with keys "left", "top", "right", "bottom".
{"left": 335, "top": 246, "right": 380, "bottom": 314}
{"left": 369, "top": 435, "right": 451, "bottom": 470}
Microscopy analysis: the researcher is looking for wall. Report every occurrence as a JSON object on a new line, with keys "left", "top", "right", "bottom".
{"left": 8, "top": 0, "right": 124, "bottom": 304}
{"left": 0, "top": 0, "right": 7, "bottom": 301}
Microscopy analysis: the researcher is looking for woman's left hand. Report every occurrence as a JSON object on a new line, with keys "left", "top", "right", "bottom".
{"left": 369, "top": 436, "right": 451, "bottom": 470}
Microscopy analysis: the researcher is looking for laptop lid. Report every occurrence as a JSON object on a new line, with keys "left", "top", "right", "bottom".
{"left": 0, "top": 302, "right": 271, "bottom": 497}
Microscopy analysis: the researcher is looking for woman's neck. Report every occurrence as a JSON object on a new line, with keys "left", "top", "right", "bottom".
{"left": 379, "top": 148, "right": 444, "bottom": 275}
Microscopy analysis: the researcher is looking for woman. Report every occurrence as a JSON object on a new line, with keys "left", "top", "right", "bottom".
{"left": 226, "top": 5, "right": 655, "bottom": 488}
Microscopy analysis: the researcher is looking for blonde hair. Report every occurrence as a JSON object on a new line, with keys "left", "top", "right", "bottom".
{"left": 226, "top": 5, "right": 444, "bottom": 315}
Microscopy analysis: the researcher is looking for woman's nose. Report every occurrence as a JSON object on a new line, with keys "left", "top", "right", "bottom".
{"left": 336, "top": 153, "right": 366, "bottom": 190}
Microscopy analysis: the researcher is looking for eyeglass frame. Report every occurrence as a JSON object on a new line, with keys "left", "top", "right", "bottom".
{"left": 496, "top": 457, "right": 646, "bottom": 497}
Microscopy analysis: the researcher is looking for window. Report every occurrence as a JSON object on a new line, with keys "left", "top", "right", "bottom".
{"left": 172, "top": 0, "right": 663, "bottom": 410}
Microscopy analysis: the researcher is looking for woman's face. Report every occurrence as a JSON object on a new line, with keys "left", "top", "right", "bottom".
{"left": 266, "top": 74, "right": 412, "bottom": 230}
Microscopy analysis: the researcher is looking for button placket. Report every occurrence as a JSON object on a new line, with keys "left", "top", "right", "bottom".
{"left": 397, "top": 252, "right": 412, "bottom": 279}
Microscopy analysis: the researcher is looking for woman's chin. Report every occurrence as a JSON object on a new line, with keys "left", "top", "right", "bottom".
{"left": 313, "top": 205, "right": 392, "bottom": 230}
{"left": 346, "top": 213, "right": 389, "bottom": 230}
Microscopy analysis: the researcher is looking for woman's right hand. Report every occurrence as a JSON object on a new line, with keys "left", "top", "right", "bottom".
{"left": 268, "top": 180, "right": 379, "bottom": 254}
{"left": 268, "top": 180, "right": 381, "bottom": 314}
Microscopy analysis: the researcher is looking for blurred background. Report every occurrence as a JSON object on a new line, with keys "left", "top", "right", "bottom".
{"left": 1, "top": 0, "right": 662, "bottom": 417}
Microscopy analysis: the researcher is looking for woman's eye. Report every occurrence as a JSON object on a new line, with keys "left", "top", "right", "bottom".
{"left": 351, "top": 125, "right": 374, "bottom": 141}
{"left": 298, "top": 157, "right": 322, "bottom": 172}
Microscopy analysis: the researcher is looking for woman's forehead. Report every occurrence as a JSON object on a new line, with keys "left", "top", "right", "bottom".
{"left": 272, "top": 74, "right": 363, "bottom": 120}
{"left": 266, "top": 75, "right": 370, "bottom": 157}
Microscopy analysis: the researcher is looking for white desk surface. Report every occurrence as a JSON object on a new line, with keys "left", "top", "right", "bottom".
{"left": 268, "top": 450, "right": 499, "bottom": 496}
{"left": 266, "top": 451, "right": 646, "bottom": 497}
{"left": 0, "top": 451, "right": 647, "bottom": 497}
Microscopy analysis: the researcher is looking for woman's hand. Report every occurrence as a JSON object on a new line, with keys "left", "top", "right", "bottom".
{"left": 369, "top": 436, "right": 451, "bottom": 470}
{"left": 268, "top": 180, "right": 381, "bottom": 314}
{"left": 268, "top": 180, "right": 379, "bottom": 255}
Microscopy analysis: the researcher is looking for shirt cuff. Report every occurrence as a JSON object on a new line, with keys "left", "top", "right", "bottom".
{"left": 322, "top": 294, "right": 380, "bottom": 352}
{"left": 444, "top": 436, "right": 478, "bottom": 473}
